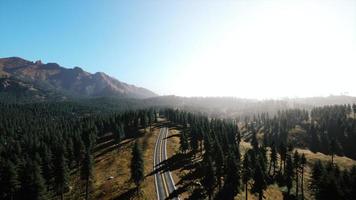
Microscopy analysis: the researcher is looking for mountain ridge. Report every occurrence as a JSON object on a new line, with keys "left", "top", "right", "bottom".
{"left": 0, "top": 57, "right": 157, "bottom": 99}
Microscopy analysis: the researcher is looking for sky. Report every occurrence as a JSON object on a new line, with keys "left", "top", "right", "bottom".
{"left": 1, "top": 0, "right": 355, "bottom": 99}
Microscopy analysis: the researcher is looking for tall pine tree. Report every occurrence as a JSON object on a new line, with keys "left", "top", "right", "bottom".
{"left": 131, "top": 142, "right": 144, "bottom": 189}
{"left": 81, "top": 151, "right": 93, "bottom": 200}
{"left": 252, "top": 163, "right": 267, "bottom": 200}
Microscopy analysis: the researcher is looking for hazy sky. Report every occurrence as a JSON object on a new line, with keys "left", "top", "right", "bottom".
{"left": 1, "top": 0, "right": 355, "bottom": 99}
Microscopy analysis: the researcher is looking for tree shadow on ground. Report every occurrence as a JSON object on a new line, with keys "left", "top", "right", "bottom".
{"left": 282, "top": 192, "right": 296, "bottom": 200}
{"left": 148, "top": 151, "right": 195, "bottom": 176}
{"left": 166, "top": 133, "right": 180, "bottom": 139}
{"left": 94, "top": 127, "right": 147, "bottom": 159}
{"left": 166, "top": 162, "right": 205, "bottom": 200}
{"left": 148, "top": 150, "right": 202, "bottom": 199}
{"left": 112, "top": 187, "right": 138, "bottom": 200}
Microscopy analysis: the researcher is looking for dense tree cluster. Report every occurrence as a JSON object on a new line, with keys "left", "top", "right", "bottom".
{"left": 165, "top": 109, "right": 311, "bottom": 200}
{"left": 310, "top": 161, "right": 356, "bottom": 200}
{"left": 1, "top": 100, "right": 356, "bottom": 200}
{"left": 0, "top": 102, "right": 156, "bottom": 199}
{"left": 308, "top": 105, "right": 356, "bottom": 159}
{"left": 243, "top": 104, "right": 356, "bottom": 159}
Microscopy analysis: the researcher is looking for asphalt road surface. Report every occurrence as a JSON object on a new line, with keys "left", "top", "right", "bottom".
{"left": 154, "top": 127, "right": 180, "bottom": 200}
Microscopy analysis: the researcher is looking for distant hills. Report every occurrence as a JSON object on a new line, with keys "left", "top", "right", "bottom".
{"left": 0, "top": 57, "right": 157, "bottom": 101}
{"left": 1, "top": 57, "right": 356, "bottom": 115}
{"left": 144, "top": 95, "right": 356, "bottom": 118}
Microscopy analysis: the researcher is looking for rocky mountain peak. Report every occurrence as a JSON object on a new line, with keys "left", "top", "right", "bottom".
{"left": 0, "top": 57, "right": 157, "bottom": 99}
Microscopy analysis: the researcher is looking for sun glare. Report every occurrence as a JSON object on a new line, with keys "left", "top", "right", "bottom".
{"left": 170, "top": 0, "right": 356, "bottom": 99}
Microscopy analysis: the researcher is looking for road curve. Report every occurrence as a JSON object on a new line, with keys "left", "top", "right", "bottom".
{"left": 154, "top": 127, "right": 180, "bottom": 200}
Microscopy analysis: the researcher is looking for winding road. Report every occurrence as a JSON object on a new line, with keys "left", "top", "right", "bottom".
{"left": 154, "top": 127, "right": 180, "bottom": 200}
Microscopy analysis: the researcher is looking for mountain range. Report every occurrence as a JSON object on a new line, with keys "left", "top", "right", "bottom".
{"left": 0, "top": 57, "right": 157, "bottom": 100}
{"left": 1, "top": 56, "right": 356, "bottom": 114}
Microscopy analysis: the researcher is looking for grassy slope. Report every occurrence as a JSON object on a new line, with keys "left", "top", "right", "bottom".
{"left": 64, "top": 123, "right": 161, "bottom": 200}
{"left": 93, "top": 138, "right": 134, "bottom": 199}
{"left": 94, "top": 127, "right": 158, "bottom": 200}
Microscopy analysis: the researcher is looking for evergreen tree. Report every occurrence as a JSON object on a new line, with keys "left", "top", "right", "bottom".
{"left": 73, "top": 135, "right": 84, "bottom": 168}
{"left": 82, "top": 126, "right": 97, "bottom": 151}
{"left": 141, "top": 113, "right": 148, "bottom": 130}
{"left": 225, "top": 152, "right": 241, "bottom": 199}
{"left": 300, "top": 154, "right": 306, "bottom": 200}
{"left": 310, "top": 160, "right": 324, "bottom": 198}
{"left": 54, "top": 153, "right": 69, "bottom": 200}
{"left": 154, "top": 110, "right": 158, "bottom": 123}
{"left": 190, "top": 126, "right": 199, "bottom": 156}
{"left": 318, "top": 173, "right": 342, "bottom": 200}
{"left": 242, "top": 152, "right": 252, "bottom": 200}
{"left": 269, "top": 143, "right": 277, "bottom": 177}
{"left": 293, "top": 151, "right": 300, "bottom": 198}
{"left": 279, "top": 143, "right": 287, "bottom": 174}
{"left": 131, "top": 142, "right": 144, "bottom": 188}
{"left": 148, "top": 111, "right": 153, "bottom": 131}
{"left": 180, "top": 130, "right": 189, "bottom": 154}
{"left": 259, "top": 145, "right": 268, "bottom": 174}
{"left": 309, "top": 124, "right": 320, "bottom": 153}
{"left": 201, "top": 156, "right": 216, "bottom": 200}
{"left": 330, "top": 139, "right": 336, "bottom": 165}
{"left": 31, "top": 162, "right": 48, "bottom": 200}
{"left": 18, "top": 161, "right": 33, "bottom": 200}
{"left": 114, "top": 123, "right": 125, "bottom": 147}
{"left": 41, "top": 146, "right": 53, "bottom": 189}
{"left": 66, "top": 138, "right": 74, "bottom": 168}
{"left": 81, "top": 151, "right": 93, "bottom": 200}
{"left": 19, "top": 161, "right": 48, "bottom": 200}
{"left": 119, "top": 123, "right": 125, "bottom": 139}
{"left": 214, "top": 142, "right": 225, "bottom": 190}
{"left": 350, "top": 166, "right": 356, "bottom": 200}
{"left": 285, "top": 154, "right": 294, "bottom": 197}
{"left": 1, "top": 160, "right": 20, "bottom": 200}
{"left": 251, "top": 129, "right": 259, "bottom": 150}
{"left": 252, "top": 163, "right": 267, "bottom": 200}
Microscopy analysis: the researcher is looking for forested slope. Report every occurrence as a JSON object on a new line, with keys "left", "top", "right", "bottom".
{"left": 164, "top": 107, "right": 356, "bottom": 200}
{"left": 0, "top": 102, "right": 158, "bottom": 199}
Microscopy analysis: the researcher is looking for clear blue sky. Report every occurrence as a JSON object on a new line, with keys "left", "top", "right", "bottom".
{"left": 1, "top": 0, "right": 355, "bottom": 98}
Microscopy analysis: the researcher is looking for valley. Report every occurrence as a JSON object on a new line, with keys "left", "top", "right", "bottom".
{"left": 1, "top": 58, "right": 356, "bottom": 200}
{"left": 1, "top": 100, "right": 356, "bottom": 200}
{"left": 2, "top": 1, "right": 356, "bottom": 199}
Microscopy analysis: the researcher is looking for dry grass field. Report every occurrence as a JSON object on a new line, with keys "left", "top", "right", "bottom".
{"left": 64, "top": 123, "right": 162, "bottom": 200}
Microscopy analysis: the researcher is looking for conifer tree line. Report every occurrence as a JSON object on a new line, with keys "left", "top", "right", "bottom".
{"left": 164, "top": 107, "right": 356, "bottom": 200}
{"left": 0, "top": 102, "right": 157, "bottom": 200}
{"left": 131, "top": 141, "right": 144, "bottom": 190}
{"left": 243, "top": 104, "right": 356, "bottom": 159}
{"left": 310, "top": 160, "right": 356, "bottom": 200}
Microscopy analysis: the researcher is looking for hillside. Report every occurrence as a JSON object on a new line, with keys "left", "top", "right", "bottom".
{"left": 0, "top": 77, "right": 68, "bottom": 103}
{"left": 0, "top": 57, "right": 157, "bottom": 99}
